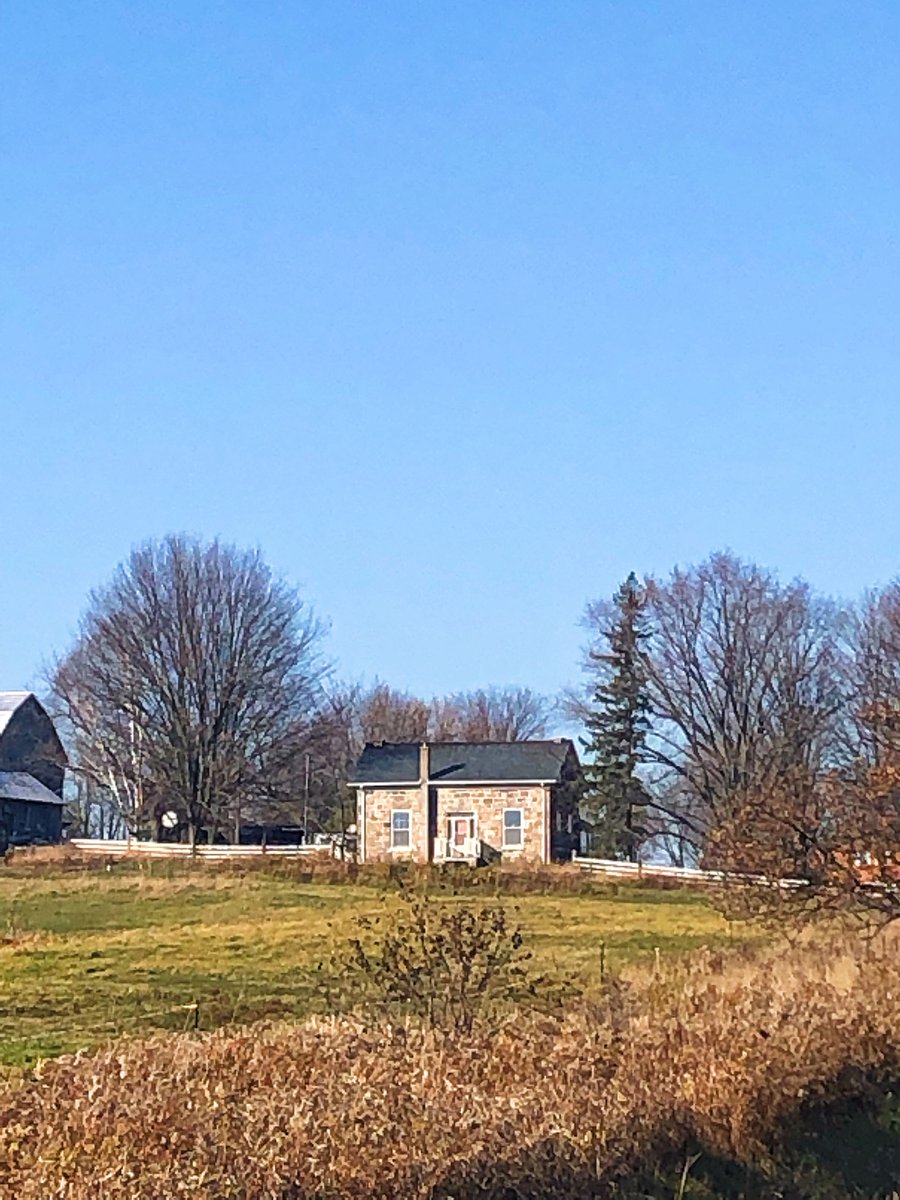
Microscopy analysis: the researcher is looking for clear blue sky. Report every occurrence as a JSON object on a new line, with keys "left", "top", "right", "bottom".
{"left": 4, "top": 2, "right": 900, "bottom": 701}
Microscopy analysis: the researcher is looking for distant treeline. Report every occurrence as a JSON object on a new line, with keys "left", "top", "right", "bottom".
{"left": 49, "top": 536, "right": 900, "bottom": 924}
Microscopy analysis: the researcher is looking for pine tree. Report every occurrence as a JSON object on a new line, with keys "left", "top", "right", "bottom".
{"left": 581, "top": 572, "right": 652, "bottom": 860}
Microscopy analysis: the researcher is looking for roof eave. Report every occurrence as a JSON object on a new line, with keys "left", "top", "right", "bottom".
{"left": 351, "top": 777, "right": 560, "bottom": 788}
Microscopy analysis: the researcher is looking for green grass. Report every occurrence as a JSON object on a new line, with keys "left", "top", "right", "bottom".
{"left": 0, "top": 861, "right": 754, "bottom": 1067}
{"left": 620, "top": 1091, "right": 900, "bottom": 1198}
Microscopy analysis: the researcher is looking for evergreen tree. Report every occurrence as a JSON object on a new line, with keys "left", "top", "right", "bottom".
{"left": 581, "top": 572, "right": 652, "bottom": 860}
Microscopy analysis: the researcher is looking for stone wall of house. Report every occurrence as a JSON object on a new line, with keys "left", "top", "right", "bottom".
{"left": 360, "top": 786, "right": 429, "bottom": 863}
{"left": 435, "top": 785, "right": 547, "bottom": 863}
{"left": 359, "top": 780, "right": 579, "bottom": 865}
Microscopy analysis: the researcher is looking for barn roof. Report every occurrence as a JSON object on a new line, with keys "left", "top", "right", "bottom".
{"left": 0, "top": 692, "right": 31, "bottom": 738}
{"left": 351, "top": 740, "right": 578, "bottom": 785}
{"left": 0, "top": 771, "right": 65, "bottom": 807}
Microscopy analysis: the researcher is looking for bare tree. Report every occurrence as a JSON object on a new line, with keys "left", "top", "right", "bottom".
{"left": 844, "top": 585, "right": 900, "bottom": 767}
{"left": 283, "top": 687, "right": 364, "bottom": 837}
{"left": 51, "top": 535, "right": 328, "bottom": 843}
{"left": 704, "top": 586, "right": 900, "bottom": 928}
{"left": 63, "top": 773, "right": 125, "bottom": 840}
{"left": 640, "top": 553, "right": 841, "bottom": 856}
{"left": 709, "top": 761, "right": 900, "bottom": 931}
{"left": 741, "top": 585, "right": 900, "bottom": 925}
{"left": 430, "top": 687, "right": 550, "bottom": 741}
{"left": 581, "top": 552, "right": 841, "bottom": 859}
{"left": 48, "top": 682, "right": 153, "bottom": 835}
{"left": 358, "top": 683, "right": 430, "bottom": 744}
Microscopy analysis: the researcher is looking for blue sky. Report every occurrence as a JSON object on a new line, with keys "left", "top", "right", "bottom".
{"left": 3, "top": 2, "right": 900, "bottom": 702}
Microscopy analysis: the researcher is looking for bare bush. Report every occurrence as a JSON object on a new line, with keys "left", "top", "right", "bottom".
{"left": 325, "top": 890, "right": 544, "bottom": 1031}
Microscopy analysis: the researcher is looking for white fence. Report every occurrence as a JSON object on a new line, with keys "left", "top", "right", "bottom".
{"left": 570, "top": 854, "right": 807, "bottom": 890}
{"left": 68, "top": 838, "right": 336, "bottom": 862}
{"left": 65, "top": 841, "right": 802, "bottom": 885}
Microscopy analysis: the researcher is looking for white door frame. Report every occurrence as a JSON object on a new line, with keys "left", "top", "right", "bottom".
{"left": 446, "top": 811, "right": 477, "bottom": 853}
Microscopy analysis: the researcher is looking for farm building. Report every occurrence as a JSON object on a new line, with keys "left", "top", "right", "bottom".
{"left": 0, "top": 692, "right": 66, "bottom": 852}
{"left": 351, "top": 739, "right": 583, "bottom": 865}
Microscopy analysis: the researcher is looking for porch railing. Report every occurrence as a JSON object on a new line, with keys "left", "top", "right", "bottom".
{"left": 433, "top": 835, "right": 480, "bottom": 863}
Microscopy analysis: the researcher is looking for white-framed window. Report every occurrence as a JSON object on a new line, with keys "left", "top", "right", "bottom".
{"left": 391, "top": 809, "right": 411, "bottom": 849}
{"left": 503, "top": 808, "right": 523, "bottom": 848}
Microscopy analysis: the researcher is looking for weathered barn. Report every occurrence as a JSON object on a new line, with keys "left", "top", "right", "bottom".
{"left": 0, "top": 692, "right": 66, "bottom": 852}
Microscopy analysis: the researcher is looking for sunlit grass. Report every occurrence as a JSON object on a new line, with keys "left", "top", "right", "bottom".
{"left": 0, "top": 862, "right": 752, "bottom": 1066}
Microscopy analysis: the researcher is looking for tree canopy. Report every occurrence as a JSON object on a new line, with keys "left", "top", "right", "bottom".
{"left": 52, "top": 535, "right": 328, "bottom": 842}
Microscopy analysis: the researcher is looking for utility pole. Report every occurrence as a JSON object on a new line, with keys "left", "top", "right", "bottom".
{"left": 303, "top": 753, "right": 311, "bottom": 845}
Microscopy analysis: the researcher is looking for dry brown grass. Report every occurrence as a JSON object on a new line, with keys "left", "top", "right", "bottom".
{"left": 1, "top": 847, "right": 697, "bottom": 894}
{"left": 1, "top": 932, "right": 898, "bottom": 1198}
{"left": 4, "top": 843, "right": 90, "bottom": 869}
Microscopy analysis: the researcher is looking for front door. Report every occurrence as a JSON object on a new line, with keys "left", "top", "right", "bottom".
{"left": 447, "top": 813, "right": 475, "bottom": 856}
{"left": 452, "top": 817, "right": 469, "bottom": 848}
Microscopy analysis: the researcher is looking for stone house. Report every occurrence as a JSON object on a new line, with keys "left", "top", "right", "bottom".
{"left": 350, "top": 739, "right": 582, "bottom": 865}
{"left": 0, "top": 692, "right": 67, "bottom": 852}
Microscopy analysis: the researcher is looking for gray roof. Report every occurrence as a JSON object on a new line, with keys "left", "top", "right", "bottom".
{"left": 351, "top": 740, "right": 578, "bottom": 785}
{"left": 0, "top": 692, "right": 31, "bottom": 739}
{"left": 0, "top": 771, "right": 65, "bottom": 807}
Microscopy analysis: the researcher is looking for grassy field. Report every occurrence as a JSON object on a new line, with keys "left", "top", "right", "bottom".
{"left": 0, "top": 858, "right": 750, "bottom": 1066}
{"left": 3, "top": 921, "right": 899, "bottom": 1198}
{"left": 5, "top": 861, "right": 900, "bottom": 1198}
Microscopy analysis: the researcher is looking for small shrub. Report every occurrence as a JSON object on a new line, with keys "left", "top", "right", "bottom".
{"left": 325, "top": 889, "right": 551, "bottom": 1031}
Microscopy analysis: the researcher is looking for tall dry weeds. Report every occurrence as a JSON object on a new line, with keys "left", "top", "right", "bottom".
{"left": 0, "top": 933, "right": 898, "bottom": 1198}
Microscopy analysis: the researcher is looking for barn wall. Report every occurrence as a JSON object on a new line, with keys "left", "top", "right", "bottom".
{"left": 0, "top": 799, "right": 63, "bottom": 852}
{"left": 0, "top": 697, "right": 66, "bottom": 796}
